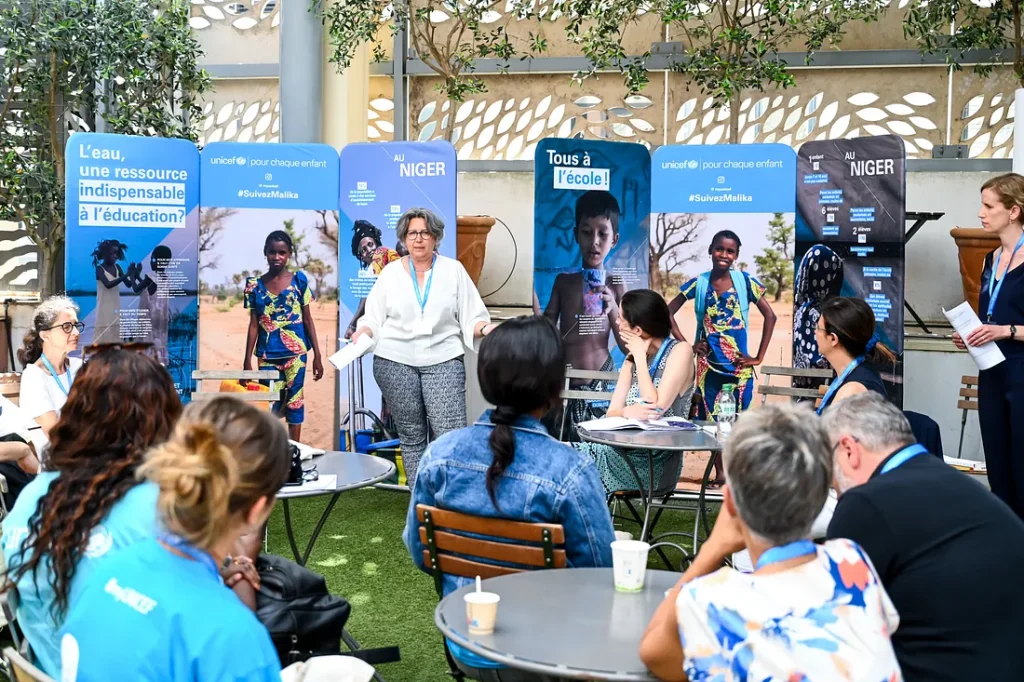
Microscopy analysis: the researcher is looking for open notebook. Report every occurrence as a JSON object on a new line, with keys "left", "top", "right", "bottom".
{"left": 578, "top": 416, "right": 699, "bottom": 432}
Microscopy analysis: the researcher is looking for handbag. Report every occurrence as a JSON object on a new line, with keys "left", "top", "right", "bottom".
{"left": 255, "top": 553, "right": 351, "bottom": 665}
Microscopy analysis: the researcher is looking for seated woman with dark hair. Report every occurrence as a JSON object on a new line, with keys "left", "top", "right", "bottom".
{"left": 403, "top": 316, "right": 615, "bottom": 682}
{"left": 814, "top": 296, "right": 896, "bottom": 413}
{"left": 1, "top": 347, "right": 183, "bottom": 676}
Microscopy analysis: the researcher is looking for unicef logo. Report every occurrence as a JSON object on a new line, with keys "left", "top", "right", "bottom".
{"left": 686, "top": 159, "right": 698, "bottom": 170}
{"left": 236, "top": 156, "right": 247, "bottom": 166}
{"left": 85, "top": 525, "right": 114, "bottom": 558}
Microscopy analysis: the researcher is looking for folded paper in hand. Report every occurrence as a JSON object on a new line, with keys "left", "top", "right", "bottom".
{"left": 329, "top": 335, "right": 373, "bottom": 371}
{"left": 942, "top": 302, "right": 1005, "bottom": 371}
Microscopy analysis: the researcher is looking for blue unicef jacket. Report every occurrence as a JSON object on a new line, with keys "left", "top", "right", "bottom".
{"left": 403, "top": 411, "right": 615, "bottom": 598}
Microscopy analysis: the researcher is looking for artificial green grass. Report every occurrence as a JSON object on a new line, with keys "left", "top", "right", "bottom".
{"left": 265, "top": 488, "right": 715, "bottom": 682}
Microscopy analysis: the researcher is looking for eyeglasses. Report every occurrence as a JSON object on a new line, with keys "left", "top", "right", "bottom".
{"left": 82, "top": 341, "right": 156, "bottom": 362}
{"left": 45, "top": 322, "right": 85, "bottom": 335}
{"left": 406, "top": 230, "right": 433, "bottom": 241}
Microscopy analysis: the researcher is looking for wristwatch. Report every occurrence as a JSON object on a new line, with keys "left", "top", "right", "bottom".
{"left": 1011, "top": 325, "right": 1017, "bottom": 340}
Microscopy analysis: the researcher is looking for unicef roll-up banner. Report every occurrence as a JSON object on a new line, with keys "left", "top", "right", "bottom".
{"left": 651, "top": 144, "right": 795, "bottom": 418}
{"left": 200, "top": 143, "right": 340, "bottom": 449}
{"left": 534, "top": 139, "right": 650, "bottom": 431}
{"left": 65, "top": 133, "right": 200, "bottom": 401}
{"left": 795, "top": 135, "right": 906, "bottom": 405}
{"left": 338, "top": 141, "right": 457, "bottom": 455}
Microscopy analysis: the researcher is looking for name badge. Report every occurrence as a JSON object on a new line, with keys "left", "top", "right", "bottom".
{"left": 413, "top": 318, "right": 434, "bottom": 336}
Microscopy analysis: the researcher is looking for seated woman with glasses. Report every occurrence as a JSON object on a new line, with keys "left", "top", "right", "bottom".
{"left": 1, "top": 347, "right": 182, "bottom": 677}
{"left": 351, "top": 208, "right": 495, "bottom": 487}
{"left": 18, "top": 296, "right": 85, "bottom": 438}
{"left": 59, "top": 396, "right": 290, "bottom": 682}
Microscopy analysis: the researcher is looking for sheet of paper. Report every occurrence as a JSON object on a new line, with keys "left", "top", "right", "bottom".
{"left": 328, "top": 335, "right": 373, "bottom": 371}
{"left": 578, "top": 417, "right": 639, "bottom": 431}
{"left": 294, "top": 474, "right": 337, "bottom": 493}
{"left": 943, "top": 302, "right": 1005, "bottom": 371}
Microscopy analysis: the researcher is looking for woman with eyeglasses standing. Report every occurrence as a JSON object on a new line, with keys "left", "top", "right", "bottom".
{"left": 18, "top": 296, "right": 84, "bottom": 437}
{"left": 352, "top": 208, "right": 494, "bottom": 486}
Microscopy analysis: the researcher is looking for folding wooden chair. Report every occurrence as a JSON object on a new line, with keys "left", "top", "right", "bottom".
{"left": 957, "top": 375, "right": 979, "bottom": 459}
{"left": 416, "top": 504, "right": 566, "bottom": 681}
{"left": 757, "top": 366, "right": 834, "bottom": 404}
{"left": 2, "top": 647, "right": 52, "bottom": 682}
{"left": 190, "top": 369, "right": 282, "bottom": 406}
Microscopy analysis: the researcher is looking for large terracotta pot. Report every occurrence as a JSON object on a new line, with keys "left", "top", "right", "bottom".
{"left": 456, "top": 215, "right": 495, "bottom": 286}
{"left": 951, "top": 227, "right": 1000, "bottom": 313}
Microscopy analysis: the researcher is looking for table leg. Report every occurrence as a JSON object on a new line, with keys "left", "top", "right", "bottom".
{"left": 904, "top": 300, "right": 932, "bottom": 335}
{"left": 694, "top": 453, "right": 718, "bottom": 555}
{"left": 281, "top": 492, "right": 342, "bottom": 567}
{"left": 282, "top": 499, "right": 302, "bottom": 565}
{"left": 343, "top": 629, "right": 388, "bottom": 682}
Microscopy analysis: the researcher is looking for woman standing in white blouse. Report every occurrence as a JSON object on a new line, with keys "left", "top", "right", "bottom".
{"left": 352, "top": 208, "right": 495, "bottom": 486}
{"left": 18, "top": 296, "right": 84, "bottom": 438}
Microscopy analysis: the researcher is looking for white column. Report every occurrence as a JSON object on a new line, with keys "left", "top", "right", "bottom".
{"left": 280, "top": 0, "right": 323, "bottom": 143}
{"left": 322, "top": 38, "right": 370, "bottom": 149}
{"left": 1014, "top": 88, "right": 1024, "bottom": 174}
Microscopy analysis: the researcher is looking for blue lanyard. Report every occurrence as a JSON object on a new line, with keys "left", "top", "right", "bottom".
{"left": 986, "top": 232, "right": 1024, "bottom": 322}
{"left": 160, "top": 533, "right": 221, "bottom": 580}
{"left": 879, "top": 443, "right": 928, "bottom": 475}
{"left": 646, "top": 339, "right": 671, "bottom": 380}
{"left": 816, "top": 356, "right": 864, "bottom": 415}
{"left": 410, "top": 255, "right": 436, "bottom": 315}
{"left": 755, "top": 539, "right": 816, "bottom": 571}
{"left": 39, "top": 355, "right": 71, "bottom": 396}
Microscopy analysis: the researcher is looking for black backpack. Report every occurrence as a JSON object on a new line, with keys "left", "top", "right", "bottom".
{"left": 255, "top": 553, "right": 351, "bottom": 665}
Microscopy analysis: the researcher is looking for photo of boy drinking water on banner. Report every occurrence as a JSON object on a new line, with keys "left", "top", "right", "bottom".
{"left": 533, "top": 139, "right": 651, "bottom": 439}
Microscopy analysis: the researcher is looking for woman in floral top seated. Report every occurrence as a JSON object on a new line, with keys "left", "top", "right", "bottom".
{"left": 640, "top": 402, "right": 902, "bottom": 682}
{"left": 243, "top": 230, "right": 324, "bottom": 441}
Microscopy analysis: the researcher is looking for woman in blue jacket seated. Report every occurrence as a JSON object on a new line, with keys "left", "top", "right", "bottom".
{"left": 58, "top": 396, "right": 290, "bottom": 682}
{"left": 404, "top": 315, "right": 617, "bottom": 682}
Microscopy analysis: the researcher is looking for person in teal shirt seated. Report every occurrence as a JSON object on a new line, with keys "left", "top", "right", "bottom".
{"left": 59, "top": 396, "right": 290, "bottom": 682}
{"left": 1, "top": 347, "right": 182, "bottom": 677}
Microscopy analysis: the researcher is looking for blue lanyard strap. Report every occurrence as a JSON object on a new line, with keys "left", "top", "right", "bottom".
{"left": 816, "top": 356, "right": 864, "bottom": 415}
{"left": 160, "top": 533, "right": 222, "bottom": 580}
{"left": 986, "top": 232, "right": 1024, "bottom": 322}
{"left": 879, "top": 443, "right": 928, "bottom": 475}
{"left": 410, "top": 255, "right": 436, "bottom": 315}
{"left": 39, "top": 355, "right": 71, "bottom": 396}
{"left": 645, "top": 339, "right": 671, "bottom": 380}
{"left": 755, "top": 539, "right": 816, "bottom": 571}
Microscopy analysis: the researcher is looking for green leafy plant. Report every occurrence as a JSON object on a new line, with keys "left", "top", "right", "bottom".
{"left": 557, "top": 0, "right": 886, "bottom": 141}
{"left": 316, "top": 0, "right": 549, "bottom": 140}
{"left": 0, "top": 0, "right": 210, "bottom": 296}
{"left": 905, "top": 0, "right": 1019, "bottom": 82}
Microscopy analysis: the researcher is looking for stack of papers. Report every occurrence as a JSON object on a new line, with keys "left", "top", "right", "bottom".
{"left": 328, "top": 335, "right": 374, "bottom": 371}
{"left": 943, "top": 302, "right": 1005, "bottom": 370}
{"left": 579, "top": 416, "right": 699, "bottom": 432}
{"left": 944, "top": 456, "right": 987, "bottom": 473}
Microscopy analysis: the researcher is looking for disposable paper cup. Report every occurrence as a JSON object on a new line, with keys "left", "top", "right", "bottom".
{"left": 465, "top": 591, "right": 500, "bottom": 635}
{"left": 611, "top": 540, "right": 650, "bottom": 592}
{"left": 614, "top": 530, "right": 633, "bottom": 542}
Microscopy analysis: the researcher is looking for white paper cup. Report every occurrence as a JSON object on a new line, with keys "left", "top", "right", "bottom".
{"left": 614, "top": 530, "right": 633, "bottom": 542}
{"left": 464, "top": 591, "right": 500, "bottom": 635}
{"left": 611, "top": 540, "right": 650, "bottom": 592}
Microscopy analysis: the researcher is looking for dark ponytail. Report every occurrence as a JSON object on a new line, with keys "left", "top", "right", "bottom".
{"left": 486, "top": 406, "right": 519, "bottom": 510}
{"left": 477, "top": 316, "right": 566, "bottom": 512}
{"left": 820, "top": 296, "right": 897, "bottom": 366}
{"left": 18, "top": 329, "right": 42, "bottom": 366}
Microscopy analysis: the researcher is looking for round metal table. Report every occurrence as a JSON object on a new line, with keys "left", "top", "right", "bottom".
{"left": 435, "top": 568, "right": 678, "bottom": 681}
{"left": 277, "top": 451, "right": 395, "bottom": 567}
{"left": 578, "top": 426, "right": 722, "bottom": 555}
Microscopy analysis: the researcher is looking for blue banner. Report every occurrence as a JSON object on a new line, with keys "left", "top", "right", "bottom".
{"left": 65, "top": 133, "right": 200, "bottom": 401}
{"left": 652, "top": 143, "right": 796, "bottom": 214}
{"left": 199, "top": 142, "right": 341, "bottom": 449}
{"left": 533, "top": 138, "right": 651, "bottom": 385}
{"left": 338, "top": 141, "right": 457, "bottom": 449}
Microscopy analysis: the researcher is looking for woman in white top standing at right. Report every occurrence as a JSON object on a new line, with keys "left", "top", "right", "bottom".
{"left": 352, "top": 208, "right": 494, "bottom": 486}
{"left": 18, "top": 296, "right": 84, "bottom": 438}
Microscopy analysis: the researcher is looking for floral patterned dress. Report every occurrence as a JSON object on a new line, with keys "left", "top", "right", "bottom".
{"left": 243, "top": 271, "right": 313, "bottom": 424}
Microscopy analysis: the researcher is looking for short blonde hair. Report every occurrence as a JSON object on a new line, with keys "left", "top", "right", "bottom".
{"left": 982, "top": 173, "right": 1024, "bottom": 219}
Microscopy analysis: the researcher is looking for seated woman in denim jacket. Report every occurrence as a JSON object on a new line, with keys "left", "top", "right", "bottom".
{"left": 403, "top": 315, "right": 616, "bottom": 682}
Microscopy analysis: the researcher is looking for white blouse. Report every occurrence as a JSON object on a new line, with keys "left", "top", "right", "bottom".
{"left": 358, "top": 255, "right": 489, "bottom": 368}
{"left": 20, "top": 357, "right": 82, "bottom": 421}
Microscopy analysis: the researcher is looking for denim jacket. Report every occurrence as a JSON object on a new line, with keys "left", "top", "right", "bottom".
{"left": 403, "top": 411, "right": 616, "bottom": 597}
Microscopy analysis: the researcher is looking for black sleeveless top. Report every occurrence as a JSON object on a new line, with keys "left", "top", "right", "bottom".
{"left": 978, "top": 250, "right": 1024, "bottom": 359}
{"left": 820, "top": 363, "right": 887, "bottom": 411}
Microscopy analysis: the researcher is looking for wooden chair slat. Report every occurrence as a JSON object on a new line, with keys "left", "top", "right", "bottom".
{"left": 560, "top": 389, "right": 615, "bottom": 402}
{"left": 959, "top": 387, "right": 979, "bottom": 399}
{"left": 760, "top": 366, "right": 834, "bottom": 379}
{"left": 192, "top": 370, "right": 280, "bottom": 380}
{"left": 417, "top": 505, "right": 566, "bottom": 544}
{"left": 757, "top": 385, "right": 824, "bottom": 399}
{"left": 191, "top": 392, "right": 281, "bottom": 402}
{"left": 961, "top": 375, "right": 979, "bottom": 386}
{"left": 422, "top": 551, "right": 521, "bottom": 581}
{"left": 957, "top": 400, "right": 979, "bottom": 411}
{"left": 419, "top": 528, "right": 566, "bottom": 569}
{"left": 565, "top": 369, "right": 619, "bottom": 382}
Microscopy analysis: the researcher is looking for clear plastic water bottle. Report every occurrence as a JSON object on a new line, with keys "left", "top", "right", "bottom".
{"left": 717, "top": 384, "right": 737, "bottom": 442}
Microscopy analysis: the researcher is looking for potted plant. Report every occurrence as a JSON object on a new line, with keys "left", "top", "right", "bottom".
{"left": 951, "top": 227, "right": 1001, "bottom": 313}
{"left": 455, "top": 216, "right": 495, "bottom": 285}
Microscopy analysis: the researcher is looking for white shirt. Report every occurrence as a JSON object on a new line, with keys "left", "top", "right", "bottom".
{"left": 0, "top": 396, "right": 47, "bottom": 453}
{"left": 732, "top": 490, "right": 837, "bottom": 572}
{"left": 678, "top": 538, "right": 901, "bottom": 681}
{"left": 358, "top": 255, "right": 489, "bottom": 368}
{"left": 19, "top": 357, "right": 82, "bottom": 421}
